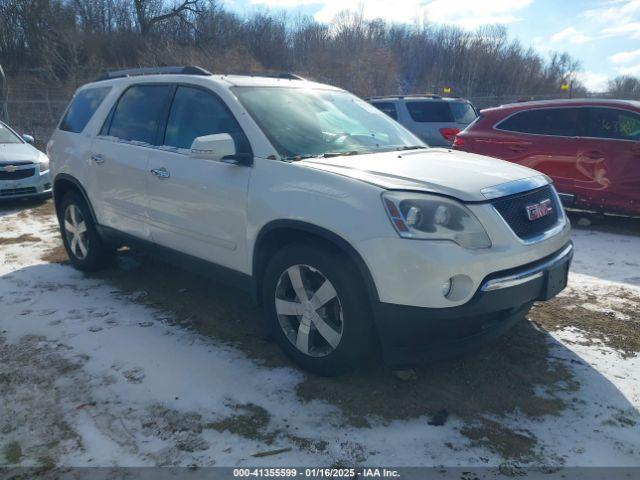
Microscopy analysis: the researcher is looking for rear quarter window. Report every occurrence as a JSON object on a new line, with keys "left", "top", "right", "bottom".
{"left": 587, "top": 108, "right": 640, "bottom": 141}
{"left": 405, "top": 101, "right": 453, "bottom": 123}
{"left": 59, "top": 86, "right": 112, "bottom": 133}
{"left": 450, "top": 102, "right": 478, "bottom": 124}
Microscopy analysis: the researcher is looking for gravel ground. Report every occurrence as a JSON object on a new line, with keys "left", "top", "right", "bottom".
{"left": 0, "top": 200, "right": 639, "bottom": 469}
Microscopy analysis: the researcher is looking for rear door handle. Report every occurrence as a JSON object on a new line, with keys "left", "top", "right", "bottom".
{"left": 150, "top": 167, "right": 170, "bottom": 179}
{"left": 91, "top": 154, "right": 104, "bottom": 164}
{"left": 508, "top": 144, "right": 527, "bottom": 152}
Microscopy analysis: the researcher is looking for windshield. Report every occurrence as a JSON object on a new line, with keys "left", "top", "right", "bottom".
{"left": 0, "top": 123, "right": 22, "bottom": 144}
{"left": 232, "top": 87, "right": 424, "bottom": 159}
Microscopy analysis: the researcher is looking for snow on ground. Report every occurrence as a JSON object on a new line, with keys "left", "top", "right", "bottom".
{"left": 570, "top": 227, "right": 640, "bottom": 293}
{"left": 0, "top": 201, "right": 639, "bottom": 468}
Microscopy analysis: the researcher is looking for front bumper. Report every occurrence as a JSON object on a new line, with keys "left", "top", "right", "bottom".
{"left": 373, "top": 242, "right": 573, "bottom": 365}
{"left": 355, "top": 199, "right": 571, "bottom": 309}
{"left": 0, "top": 169, "right": 52, "bottom": 200}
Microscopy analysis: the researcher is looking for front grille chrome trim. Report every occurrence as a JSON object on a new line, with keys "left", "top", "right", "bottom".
{"left": 481, "top": 243, "right": 573, "bottom": 292}
{"left": 481, "top": 175, "right": 549, "bottom": 200}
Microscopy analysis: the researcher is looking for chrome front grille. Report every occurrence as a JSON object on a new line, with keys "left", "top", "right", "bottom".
{"left": 492, "top": 186, "right": 561, "bottom": 241}
{"left": 0, "top": 167, "right": 36, "bottom": 180}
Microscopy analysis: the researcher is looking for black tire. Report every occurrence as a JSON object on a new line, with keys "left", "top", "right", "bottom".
{"left": 262, "top": 242, "right": 375, "bottom": 376}
{"left": 57, "top": 191, "right": 114, "bottom": 271}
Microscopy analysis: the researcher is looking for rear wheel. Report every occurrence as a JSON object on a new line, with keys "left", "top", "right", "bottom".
{"left": 58, "top": 192, "right": 114, "bottom": 271}
{"left": 262, "top": 243, "right": 374, "bottom": 376}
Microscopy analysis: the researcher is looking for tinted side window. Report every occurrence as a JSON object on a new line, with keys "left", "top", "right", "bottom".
{"left": 163, "top": 86, "right": 251, "bottom": 153}
{"left": 107, "top": 85, "right": 173, "bottom": 144}
{"left": 587, "top": 108, "right": 640, "bottom": 141}
{"left": 406, "top": 101, "right": 454, "bottom": 123}
{"left": 371, "top": 102, "right": 398, "bottom": 120}
{"left": 60, "top": 87, "right": 111, "bottom": 133}
{"left": 498, "top": 108, "right": 584, "bottom": 137}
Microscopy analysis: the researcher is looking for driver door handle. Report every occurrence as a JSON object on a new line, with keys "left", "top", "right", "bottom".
{"left": 91, "top": 154, "right": 104, "bottom": 164}
{"left": 150, "top": 167, "right": 170, "bottom": 179}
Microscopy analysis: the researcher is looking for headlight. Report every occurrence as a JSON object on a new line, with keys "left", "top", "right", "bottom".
{"left": 38, "top": 153, "right": 50, "bottom": 172}
{"left": 382, "top": 191, "right": 491, "bottom": 249}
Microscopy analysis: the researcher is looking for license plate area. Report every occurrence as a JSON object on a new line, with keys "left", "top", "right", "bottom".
{"left": 541, "top": 261, "right": 569, "bottom": 300}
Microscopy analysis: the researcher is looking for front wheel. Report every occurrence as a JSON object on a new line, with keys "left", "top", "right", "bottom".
{"left": 262, "top": 243, "right": 375, "bottom": 376}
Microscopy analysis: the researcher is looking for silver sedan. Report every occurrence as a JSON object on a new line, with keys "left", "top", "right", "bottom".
{"left": 0, "top": 121, "right": 51, "bottom": 200}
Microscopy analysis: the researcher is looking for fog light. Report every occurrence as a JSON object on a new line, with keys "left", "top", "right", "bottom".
{"left": 441, "top": 279, "right": 452, "bottom": 297}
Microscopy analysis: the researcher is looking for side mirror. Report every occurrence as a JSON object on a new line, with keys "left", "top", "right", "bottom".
{"left": 189, "top": 133, "right": 250, "bottom": 164}
{"left": 22, "top": 134, "right": 35, "bottom": 145}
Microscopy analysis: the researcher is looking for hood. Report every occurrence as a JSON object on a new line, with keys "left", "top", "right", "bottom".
{"left": 298, "top": 148, "right": 545, "bottom": 202}
{"left": 0, "top": 143, "right": 41, "bottom": 164}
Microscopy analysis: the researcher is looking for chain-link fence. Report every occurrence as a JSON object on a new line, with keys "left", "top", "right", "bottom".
{"left": 5, "top": 99, "right": 68, "bottom": 149}
{"left": 2, "top": 87, "right": 639, "bottom": 151}
{"left": 1, "top": 78, "right": 73, "bottom": 150}
{"left": 468, "top": 92, "right": 640, "bottom": 109}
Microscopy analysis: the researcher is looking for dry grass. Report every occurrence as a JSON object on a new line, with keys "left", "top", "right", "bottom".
{"left": 531, "top": 288, "right": 640, "bottom": 358}
{"left": 0, "top": 234, "right": 41, "bottom": 245}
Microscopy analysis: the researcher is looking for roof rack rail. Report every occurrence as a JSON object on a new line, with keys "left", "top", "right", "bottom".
{"left": 232, "top": 72, "right": 306, "bottom": 81}
{"left": 365, "top": 93, "right": 443, "bottom": 100}
{"left": 95, "top": 66, "right": 212, "bottom": 82}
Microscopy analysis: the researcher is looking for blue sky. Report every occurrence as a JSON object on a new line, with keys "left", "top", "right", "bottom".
{"left": 221, "top": 0, "right": 640, "bottom": 91}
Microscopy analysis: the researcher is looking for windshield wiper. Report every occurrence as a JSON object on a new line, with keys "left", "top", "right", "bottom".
{"left": 395, "top": 145, "right": 427, "bottom": 151}
{"left": 283, "top": 147, "right": 422, "bottom": 161}
{"left": 321, "top": 151, "right": 362, "bottom": 158}
{"left": 281, "top": 154, "right": 319, "bottom": 162}
{"left": 282, "top": 151, "right": 364, "bottom": 161}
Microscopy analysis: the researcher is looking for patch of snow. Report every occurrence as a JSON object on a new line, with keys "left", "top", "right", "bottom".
{"left": 570, "top": 228, "right": 640, "bottom": 291}
{"left": 1, "top": 205, "right": 639, "bottom": 467}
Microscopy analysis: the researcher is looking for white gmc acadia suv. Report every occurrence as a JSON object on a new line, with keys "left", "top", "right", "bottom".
{"left": 48, "top": 66, "right": 573, "bottom": 375}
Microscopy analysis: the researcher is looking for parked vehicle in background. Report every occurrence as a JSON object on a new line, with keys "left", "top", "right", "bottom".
{"left": 48, "top": 67, "right": 572, "bottom": 375}
{"left": 368, "top": 95, "right": 478, "bottom": 147}
{"left": 0, "top": 121, "right": 51, "bottom": 200}
{"left": 453, "top": 99, "right": 640, "bottom": 216}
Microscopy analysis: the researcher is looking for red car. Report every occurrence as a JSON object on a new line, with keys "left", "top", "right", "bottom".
{"left": 453, "top": 99, "right": 640, "bottom": 216}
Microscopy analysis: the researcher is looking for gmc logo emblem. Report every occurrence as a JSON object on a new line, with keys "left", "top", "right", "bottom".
{"left": 526, "top": 198, "right": 553, "bottom": 221}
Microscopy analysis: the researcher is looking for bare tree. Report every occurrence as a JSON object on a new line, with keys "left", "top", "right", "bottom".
{"left": 133, "top": 0, "right": 203, "bottom": 36}
{"left": 0, "top": 0, "right": 586, "bottom": 99}
{"left": 607, "top": 76, "right": 640, "bottom": 99}
{"left": 0, "top": 64, "right": 8, "bottom": 122}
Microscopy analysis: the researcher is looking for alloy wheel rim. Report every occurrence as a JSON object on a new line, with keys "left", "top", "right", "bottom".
{"left": 64, "top": 204, "right": 89, "bottom": 260}
{"left": 274, "top": 264, "right": 344, "bottom": 357}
